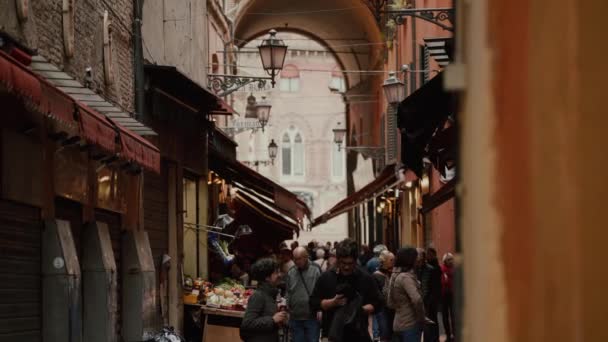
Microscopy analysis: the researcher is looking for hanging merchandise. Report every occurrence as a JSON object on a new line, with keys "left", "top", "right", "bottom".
{"left": 209, "top": 233, "right": 235, "bottom": 266}
{"left": 440, "top": 165, "right": 456, "bottom": 183}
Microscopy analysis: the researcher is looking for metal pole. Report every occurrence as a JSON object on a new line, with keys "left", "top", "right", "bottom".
{"left": 133, "top": 0, "right": 145, "bottom": 121}
{"left": 410, "top": 0, "right": 418, "bottom": 94}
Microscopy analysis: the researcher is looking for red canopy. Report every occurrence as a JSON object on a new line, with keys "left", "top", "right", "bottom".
{"left": 1, "top": 50, "right": 160, "bottom": 174}
{"left": 311, "top": 164, "right": 400, "bottom": 227}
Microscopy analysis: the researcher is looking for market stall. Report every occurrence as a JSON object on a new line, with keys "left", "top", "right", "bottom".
{"left": 183, "top": 277, "right": 252, "bottom": 342}
{"left": 180, "top": 147, "right": 309, "bottom": 341}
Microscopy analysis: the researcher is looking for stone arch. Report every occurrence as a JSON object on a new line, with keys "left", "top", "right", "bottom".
{"left": 232, "top": 0, "right": 383, "bottom": 90}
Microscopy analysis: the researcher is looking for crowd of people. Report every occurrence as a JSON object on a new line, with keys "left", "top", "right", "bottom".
{"left": 239, "top": 238, "right": 456, "bottom": 342}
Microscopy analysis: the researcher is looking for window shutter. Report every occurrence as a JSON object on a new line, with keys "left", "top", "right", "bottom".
{"left": 386, "top": 105, "right": 398, "bottom": 163}
{"left": 379, "top": 114, "right": 387, "bottom": 173}
{"left": 423, "top": 45, "right": 430, "bottom": 83}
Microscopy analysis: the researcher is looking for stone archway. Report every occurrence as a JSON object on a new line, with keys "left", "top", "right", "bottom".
{"left": 231, "top": 0, "right": 384, "bottom": 89}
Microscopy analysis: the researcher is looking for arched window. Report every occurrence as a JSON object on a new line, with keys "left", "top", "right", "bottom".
{"left": 280, "top": 64, "right": 300, "bottom": 92}
{"left": 281, "top": 128, "right": 305, "bottom": 178}
{"left": 293, "top": 133, "right": 304, "bottom": 175}
{"left": 281, "top": 133, "right": 291, "bottom": 176}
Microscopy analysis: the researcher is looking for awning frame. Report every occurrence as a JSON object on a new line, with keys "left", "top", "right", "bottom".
{"left": 1, "top": 50, "right": 161, "bottom": 173}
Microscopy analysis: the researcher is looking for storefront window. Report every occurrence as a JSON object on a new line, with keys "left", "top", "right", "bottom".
{"left": 96, "top": 166, "right": 127, "bottom": 213}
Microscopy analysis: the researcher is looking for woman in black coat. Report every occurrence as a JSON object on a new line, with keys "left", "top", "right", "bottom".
{"left": 240, "top": 258, "right": 288, "bottom": 342}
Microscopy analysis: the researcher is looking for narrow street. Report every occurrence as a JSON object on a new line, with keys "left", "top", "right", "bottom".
{"left": 1, "top": 0, "right": 608, "bottom": 342}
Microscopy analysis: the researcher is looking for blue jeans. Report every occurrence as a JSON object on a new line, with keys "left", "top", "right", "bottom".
{"left": 290, "top": 319, "right": 321, "bottom": 342}
{"left": 398, "top": 325, "right": 422, "bottom": 342}
{"left": 375, "top": 310, "right": 392, "bottom": 339}
{"left": 372, "top": 315, "right": 379, "bottom": 338}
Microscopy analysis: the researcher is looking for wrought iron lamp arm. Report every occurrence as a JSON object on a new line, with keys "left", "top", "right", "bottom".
{"left": 339, "top": 145, "right": 386, "bottom": 159}
{"left": 208, "top": 74, "right": 272, "bottom": 97}
{"left": 383, "top": 7, "right": 455, "bottom": 31}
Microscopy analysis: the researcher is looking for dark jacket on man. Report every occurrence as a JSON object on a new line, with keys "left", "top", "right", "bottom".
{"left": 285, "top": 261, "right": 321, "bottom": 320}
{"left": 240, "top": 282, "right": 280, "bottom": 342}
{"left": 310, "top": 266, "right": 382, "bottom": 340}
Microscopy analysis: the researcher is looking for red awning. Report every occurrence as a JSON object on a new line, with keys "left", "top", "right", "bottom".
{"left": 311, "top": 164, "right": 401, "bottom": 227}
{"left": 0, "top": 50, "right": 41, "bottom": 110}
{"left": 210, "top": 149, "right": 311, "bottom": 223}
{"left": 1, "top": 50, "right": 160, "bottom": 174}
{"left": 236, "top": 190, "right": 300, "bottom": 233}
{"left": 118, "top": 126, "right": 161, "bottom": 173}
{"left": 211, "top": 97, "right": 237, "bottom": 115}
{"left": 1, "top": 50, "right": 77, "bottom": 126}
{"left": 78, "top": 104, "right": 117, "bottom": 154}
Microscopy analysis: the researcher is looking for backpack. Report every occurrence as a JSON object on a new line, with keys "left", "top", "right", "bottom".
{"left": 374, "top": 270, "right": 393, "bottom": 307}
{"left": 385, "top": 272, "right": 398, "bottom": 310}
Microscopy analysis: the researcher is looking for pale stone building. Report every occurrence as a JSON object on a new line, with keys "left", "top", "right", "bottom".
{"left": 232, "top": 34, "right": 348, "bottom": 244}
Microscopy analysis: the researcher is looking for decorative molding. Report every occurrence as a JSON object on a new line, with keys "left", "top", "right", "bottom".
{"left": 62, "top": 0, "right": 75, "bottom": 58}
{"left": 102, "top": 11, "right": 114, "bottom": 86}
{"left": 15, "top": 0, "right": 29, "bottom": 21}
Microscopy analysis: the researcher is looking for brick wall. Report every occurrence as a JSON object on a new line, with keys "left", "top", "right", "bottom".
{"left": 1, "top": 0, "right": 135, "bottom": 111}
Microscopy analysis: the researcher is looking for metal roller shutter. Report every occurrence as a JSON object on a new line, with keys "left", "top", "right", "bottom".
{"left": 0, "top": 200, "right": 42, "bottom": 342}
{"left": 143, "top": 168, "right": 168, "bottom": 328}
{"left": 94, "top": 208, "right": 123, "bottom": 341}
{"left": 54, "top": 197, "right": 83, "bottom": 258}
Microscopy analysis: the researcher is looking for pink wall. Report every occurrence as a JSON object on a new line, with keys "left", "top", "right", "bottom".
{"left": 429, "top": 167, "right": 455, "bottom": 259}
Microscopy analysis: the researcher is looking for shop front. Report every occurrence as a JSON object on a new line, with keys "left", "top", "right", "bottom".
{"left": 142, "top": 64, "right": 232, "bottom": 333}
{"left": 1, "top": 46, "right": 160, "bottom": 342}
{"left": 180, "top": 138, "right": 309, "bottom": 342}
{"left": 397, "top": 72, "right": 457, "bottom": 254}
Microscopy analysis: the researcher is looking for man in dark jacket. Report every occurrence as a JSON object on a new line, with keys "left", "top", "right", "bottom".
{"left": 241, "top": 258, "right": 288, "bottom": 342}
{"left": 418, "top": 248, "right": 443, "bottom": 342}
{"left": 310, "top": 238, "right": 382, "bottom": 342}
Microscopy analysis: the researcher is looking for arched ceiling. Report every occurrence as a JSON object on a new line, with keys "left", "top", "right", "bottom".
{"left": 233, "top": 0, "right": 384, "bottom": 88}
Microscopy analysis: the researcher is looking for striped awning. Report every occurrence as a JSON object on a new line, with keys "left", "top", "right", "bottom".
{"left": 423, "top": 37, "right": 454, "bottom": 67}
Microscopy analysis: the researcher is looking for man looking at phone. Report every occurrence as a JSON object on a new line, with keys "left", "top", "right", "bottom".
{"left": 310, "top": 239, "right": 382, "bottom": 342}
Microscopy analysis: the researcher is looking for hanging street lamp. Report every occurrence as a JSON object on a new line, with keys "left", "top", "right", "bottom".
{"left": 245, "top": 93, "right": 258, "bottom": 118}
{"left": 208, "top": 29, "right": 288, "bottom": 96}
{"left": 268, "top": 139, "right": 278, "bottom": 164}
{"left": 332, "top": 126, "right": 347, "bottom": 151}
{"left": 332, "top": 122, "right": 385, "bottom": 159}
{"left": 383, "top": 71, "right": 406, "bottom": 104}
{"left": 242, "top": 138, "right": 279, "bottom": 170}
{"left": 258, "top": 29, "right": 288, "bottom": 87}
{"left": 255, "top": 95, "right": 272, "bottom": 132}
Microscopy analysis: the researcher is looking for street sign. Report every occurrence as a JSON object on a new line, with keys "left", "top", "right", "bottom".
{"left": 222, "top": 118, "right": 262, "bottom": 130}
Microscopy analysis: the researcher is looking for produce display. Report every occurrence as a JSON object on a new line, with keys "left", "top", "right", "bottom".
{"left": 184, "top": 277, "right": 253, "bottom": 311}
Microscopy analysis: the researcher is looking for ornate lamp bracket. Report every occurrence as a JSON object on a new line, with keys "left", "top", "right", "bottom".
{"left": 207, "top": 74, "right": 272, "bottom": 97}
{"left": 342, "top": 146, "right": 386, "bottom": 160}
{"left": 383, "top": 7, "right": 455, "bottom": 31}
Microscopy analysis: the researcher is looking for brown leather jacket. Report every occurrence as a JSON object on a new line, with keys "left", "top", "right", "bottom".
{"left": 387, "top": 268, "right": 425, "bottom": 332}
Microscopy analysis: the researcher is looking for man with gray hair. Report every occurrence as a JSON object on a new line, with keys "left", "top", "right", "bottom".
{"left": 285, "top": 247, "right": 322, "bottom": 342}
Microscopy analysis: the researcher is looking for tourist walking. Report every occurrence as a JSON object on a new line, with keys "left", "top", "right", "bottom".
{"left": 240, "top": 258, "right": 288, "bottom": 342}
{"left": 372, "top": 250, "right": 395, "bottom": 342}
{"left": 387, "top": 247, "right": 425, "bottom": 342}
{"left": 441, "top": 253, "right": 456, "bottom": 342}
{"left": 285, "top": 247, "right": 322, "bottom": 342}
{"left": 310, "top": 238, "right": 382, "bottom": 342}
